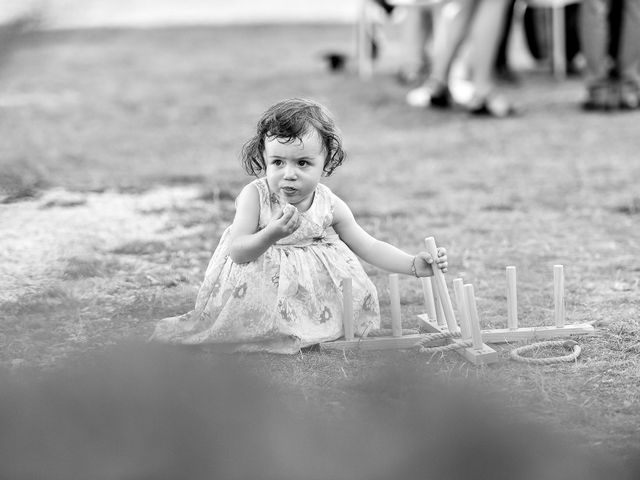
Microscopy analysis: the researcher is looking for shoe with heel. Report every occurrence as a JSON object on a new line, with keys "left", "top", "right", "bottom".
{"left": 406, "top": 79, "right": 450, "bottom": 108}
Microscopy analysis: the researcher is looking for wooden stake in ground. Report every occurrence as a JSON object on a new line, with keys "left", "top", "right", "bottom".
{"left": 418, "top": 280, "right": 498, "bottom": 365}
{"left": 481, "top": 264, "right": 594, "bottom": 343}
{"left": 389, "top": 273, "right": 402, "bottom": 337}
{"left": 322, "top": 274, "right": 447, "bottom": 351}
{"left": 453, "top": 278, "right": 471, "bottom": 340}
{"left": 554, "top": 265, "right": 565, "bottom": 328}
{"left": 420, "top": 276, "right": 437, "bottom": 323}
{"left": 462, "top": 283, "right": 499, "bottom": 364}
{"left": 506, "top": 266, "right": 518, "bottom": 330}
{"left": 342, "top": 276, "right": 354, "bottom": 341}
{"left": 464, "top": 284, "right": 484, "bottom": 351}
{"left": 424, "top": 237, "right": 458, "bottom": 334}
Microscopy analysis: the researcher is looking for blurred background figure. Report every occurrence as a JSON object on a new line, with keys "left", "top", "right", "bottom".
{"left": 521, "top": 3, "right": 583, "bottom": 77}
{"left": 397, "top": 6, "right": 434, "bottom": 85}
{"left": 406, "top": 0, "right": 515, "bottom": 117}
{"left": 579, "top": 0, "right": 640, "bottom": 110}
{"left": 494, "top": 0, "right": 520, "bottom": 83}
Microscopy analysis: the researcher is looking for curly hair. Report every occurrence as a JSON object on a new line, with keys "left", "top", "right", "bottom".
{"left": 241, "top": 98, "right": 345, "bottom": 177}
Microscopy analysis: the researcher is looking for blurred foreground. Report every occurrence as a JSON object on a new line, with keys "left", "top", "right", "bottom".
{"left": 1, "top": 343, "right": 635, "bottom": 480}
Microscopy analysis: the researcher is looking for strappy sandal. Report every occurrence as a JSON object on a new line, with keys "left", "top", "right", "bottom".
{"left": 467, "top": 93, "right": 515, "bottom": 118}
{"left": 406, "top": 79, "right": 450, "bottom": 108}
{"left": 618, "top": 81, "right": 640, "bottom": 110}
{"left": 582, "top": 83, "right": 614, "bottom": 111}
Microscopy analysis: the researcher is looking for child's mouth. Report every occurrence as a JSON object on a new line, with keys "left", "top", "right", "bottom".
{"left": 281, "top": 187, "right": 297, "bottom": 195}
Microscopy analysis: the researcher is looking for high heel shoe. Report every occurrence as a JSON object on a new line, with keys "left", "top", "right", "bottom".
{"left": 618, "top": 81, "right": 640, "bottom": 110}
{"left": 406, "top": 80, "right": 450, "bottom": 108}
{"left": 467, "top": 93, "right": 515, "bottom": 118}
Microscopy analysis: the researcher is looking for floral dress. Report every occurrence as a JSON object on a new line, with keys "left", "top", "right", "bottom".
{"left": 151, "top": 177, "right": 380, "bottom": 353}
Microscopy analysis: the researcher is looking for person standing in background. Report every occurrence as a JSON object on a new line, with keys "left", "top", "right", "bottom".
{"left": 406, "top": 0, "right": 515, "bottom": 117}
{"left": 397, "top": 6, "right": 434, "bottom": 86}
{"left": 580, "top": 0, "right": 640, "bottom": 110}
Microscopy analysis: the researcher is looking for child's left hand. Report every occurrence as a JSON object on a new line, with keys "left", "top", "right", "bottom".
{"left": 413, "top": 247, "right": 448, "bottom": 277}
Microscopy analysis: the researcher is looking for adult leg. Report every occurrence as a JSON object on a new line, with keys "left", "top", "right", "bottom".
{"left": 465, "top": 0, "right": 512, "bottom": 100}
{"left": 579, "top": 0, "right": 613, "bottom": 108}
{"left": 608, "top": 0, "right": 623, "bottom": 74}
{"left": 399, "top": 7, "right": 433, "bottom": 85}
{"left": 565, "top": 4, "right": 582, "bottom": 73}
{"left": 618, "top": 0, "right": 640, "bottom": 107}
{"left": 429, "top": 0, "right": 478, "bottom": 85}
{"left": 495, "top": 0, "right": 518, "bottom": 81}
{"left": 406, "top": 0, "right": 478, "bottom": 107}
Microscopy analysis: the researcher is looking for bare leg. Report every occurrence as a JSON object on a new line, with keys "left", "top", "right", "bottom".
{"left": 400, "top": 7, "right": 432, "bottom": 82}
{"left": 430, "top": 0, "right": 478, "bottom": 85}
{"left": 617, "top": 0, "right": 640, "bottom": 107}
{"left": 618, "top": 0, "right": 640, "bottom": 85}
{"left": 580, "top": 0, "right": 612, "bottom": 88}
{"left": 406, "top": 0, "right": 477, "bottom": 107}
{"left": 465, "top": 0, "right": 511, "bottom": 99}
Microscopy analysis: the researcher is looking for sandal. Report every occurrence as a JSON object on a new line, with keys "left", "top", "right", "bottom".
{"left": 406, "top": 79, "right": 450, "bottom": 108}
{"left": 582, "top": 83, "right": 614, "bottom": 111}
{"left": 618, "top": 81, "right": 640, "bottom": 110}
{"left": 467, "top": 93, "right": 515, "bottom": 118}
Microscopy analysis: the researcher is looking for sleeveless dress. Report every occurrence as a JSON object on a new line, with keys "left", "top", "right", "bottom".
{"left": 151, "top": 178, "right": 380, "bottom": 353}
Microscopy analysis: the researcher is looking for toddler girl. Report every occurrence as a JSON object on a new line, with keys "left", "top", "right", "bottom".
{"left": 151, "top": 98, "right": 448, "bottom": 353}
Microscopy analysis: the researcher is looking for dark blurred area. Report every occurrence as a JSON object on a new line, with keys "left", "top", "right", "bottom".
{"left": 0, "top": 343, "right": 635, "bottom": 480}
{"left": 0, "top": 9, "right": 40, "bottom": 70}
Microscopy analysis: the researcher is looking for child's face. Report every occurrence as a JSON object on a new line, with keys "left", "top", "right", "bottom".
{"left": 264, "top": 129, "right": 326, "bottom": 211}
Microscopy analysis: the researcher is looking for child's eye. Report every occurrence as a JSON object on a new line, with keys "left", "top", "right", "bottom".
{"left": 298, "top": 160, "right": 308, "bottom": 167}
{"left": 272, "top": 159, "right": 283, "bottom": 166}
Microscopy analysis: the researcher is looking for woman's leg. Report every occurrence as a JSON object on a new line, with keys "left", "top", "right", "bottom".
{"left": 465, "top": 0, "right": 511, "bottom": 99}
{"left": 429, "top": 0, "right": 477, "bottom": 85}
{"left": 399, "top": 7, "right": 433, "bottom": 84}
{"left": 618, "top": 0, "right": 640, "bottom": 107}
{"left": 406, "top": 0, "right": 478, "bottom": 107}
{"left": 580, "top": 0, "right": 612, "bottom": 88}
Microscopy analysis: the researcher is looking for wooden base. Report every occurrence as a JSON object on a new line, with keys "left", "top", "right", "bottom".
{"left": 417, "top": 315, "right": 499, "bottom": 365}
{"left": 461, "top": 344, "right": 500, "bottom": 366}
{"left": 418, "top": 314, "right": 595, "bottom": 345}
{"left": 480, "top": 323, "right": 595, "bottom": 343}
{"left": 320, "top": 333, "right": 447, "bottom": 352}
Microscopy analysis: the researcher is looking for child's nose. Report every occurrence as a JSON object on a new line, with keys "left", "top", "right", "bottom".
{"left": 283, "top": 165, "right": 297, "bottom": 179}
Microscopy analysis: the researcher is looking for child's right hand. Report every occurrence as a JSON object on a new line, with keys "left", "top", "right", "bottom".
{"left": 266, "top": 203, "right": 301, "bottom": 240}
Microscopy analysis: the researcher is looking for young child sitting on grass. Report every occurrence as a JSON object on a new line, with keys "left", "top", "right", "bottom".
{"left": 151, "top": 98, "right": 448, "bottom": 353}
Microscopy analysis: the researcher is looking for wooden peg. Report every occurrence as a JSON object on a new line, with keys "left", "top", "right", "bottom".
{"left": 462, "top": 283, "right": 498, "bottom": 364}
{"left": 424, "top": 237, "right": 458, "bottom": 334}
{"left": 464, "top": 284, "right": 484, "bottom": 351}
{"left": 554, "top": 265, "right": 565, "bottom": 328}
{"left": 433, "top": 280, "right": 446, "bottom": 327}
{"left": 506, "top": 266, "right": 518, "bottom": 330}
{"left": 389, "top": 274, "right": 402, "bottom": 337}
{"left": 420, "top": 276, "right": 437, "bottom": 323}
{"left": 453, "top": 278, "right": 471, "bottom": 340}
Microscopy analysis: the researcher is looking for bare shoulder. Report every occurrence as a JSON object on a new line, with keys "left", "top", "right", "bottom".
{"left": 330, "top": 192, "right": 355, "bottom": 227}
{"left": 235, "top": 182, "right": 260, "bottom": 207}
{"left": 231, "top": 182, "right": 261, "bottom": 235}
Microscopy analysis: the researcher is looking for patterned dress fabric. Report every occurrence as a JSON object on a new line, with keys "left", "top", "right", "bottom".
{"left": 151, "top": 177, "right": 380, "bottom": 353}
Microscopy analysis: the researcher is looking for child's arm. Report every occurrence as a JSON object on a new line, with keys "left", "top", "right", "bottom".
{"left": 331, "top": 195, "right": 447, "bottom": 276}
{"left": 228, "top": 184, "right": 300, "bottom": 263}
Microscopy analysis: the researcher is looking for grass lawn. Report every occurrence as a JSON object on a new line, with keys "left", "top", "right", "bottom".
{"left": 1, "top": 22, "right": 639, "bottom": 473}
